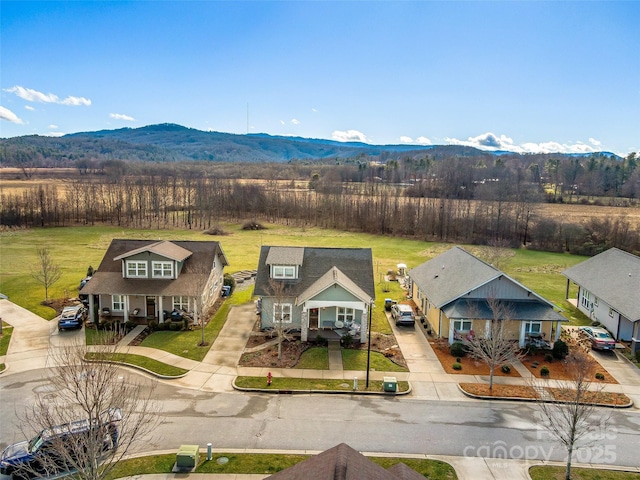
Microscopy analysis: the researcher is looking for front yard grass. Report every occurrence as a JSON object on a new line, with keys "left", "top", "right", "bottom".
{"left": 85, "top": 352, "right": 188, "bottom": 377}
{"left": 529, "top": 466, "right": 640, "bottom": 480}
{"left": 235, "top": 376, "right": 410, "bottom": 393}
{"left": 0, "top": 323, "right": 14, "bottom": 356}
{"left": 341, "top": 349, "right": 408, "bottom": 372}
{"left": 107, "top": 452, "right": 456, "bottom": 479}
{"left": 293, "top": 346, "right": 329, "bottom": 369}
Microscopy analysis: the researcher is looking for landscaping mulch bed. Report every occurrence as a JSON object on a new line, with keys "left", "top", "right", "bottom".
{"left": 429, "top": 340, "right": 520, "bottom": 377}
{"left": 460, "top": 383, "right": 538, "bottom": 399}
{"left": 521, "top": 352, "right": 617, "bottom": 383}
{"left": 547, "top": 388, "right": 630, "bottom": 406}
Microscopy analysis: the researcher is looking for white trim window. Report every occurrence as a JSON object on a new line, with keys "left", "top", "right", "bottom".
{"left": 525, "top": 321, "right": 542, "bottom": 335}
{"left": 272, "top": 265, "right": 296, "bottom": 279}
{"left": 453, "top": 320, "right": 472, "bottom": 332}
{"left": 173, "top": 296, "right": 189, "bottom": 310}
{"left": 609, "top": 308, "right": 614, "bottom": 318}
{"left": 126, "top": 260, "right": 147, "bottom": 278}
{"left": 337, "top": 307, "right": 355, "bottom": 323}
{"left": 112, "top": 294, "right": 125, "bottom": 312}
{"left": 273, "top": 303, "right": 292, "bottom": 323}
{"left": 581, "top": 290, "right": 591, "bottom": 309}
{"left": 152, "top": 261, "right": 173, "bottom": 278}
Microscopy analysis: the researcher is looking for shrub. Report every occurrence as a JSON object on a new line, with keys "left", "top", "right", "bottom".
{"left": 340, "top": 333, "right": 353, "bottom": 348}
{"left": 183, "top": 318, "right": 190, "bottom": 331}
{"left": 544, "top": 353, "right": 554, "bottom": 363}
{"left": 595, "top": 372, "right": 605, "bottom": 380}
{"left": 450, "top": 342, "right": 466, "bottom": 358}
{"left": 124, "top": 321, "right": 137, "bottom": 332}
{"left": 452, "top": 362, "right": 462, "bottom": 371}
{"left": 526, "top": 344, "right": 538, "bottom": 356}
{"left": 203, "top": 226, "right": 228, "bottom": 235}
{"left": 169, "top": 322, "right": 181, "bottom": 331}
{"left": 315, "top": 335, "right": 328, "bottom": 347}
{"left": 552, "top": 339, "right": 569, "bottom": 360}
{"left": 223, "top": 273, "right": 236, "bottom": 295}
{"left": 148, "top": 320, "right": 158, "bottom": 331}
{"left": 455, "top": 357, "right": 461, "bottom": 363}
{"left": 636, "top": 350, "right": 640, "bottom": 363}
{"left": 242, "top": 220, "right": 266, "bottom": 230}
{"left": 540, "top": 366, "right": 550, "bottom": 377}
{"left": 501, "top": 364, "right": 511, "bottom": 374}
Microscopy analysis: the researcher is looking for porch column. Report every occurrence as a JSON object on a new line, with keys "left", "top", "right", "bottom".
{"left": 88, "top": 294, "right": 95, "bottom": 323}
{"left": 631, "top": 322, "right": 640, "bottom": 355}
{"left": 301, "top": 308, "right": 308, "bottom": 342}
{"left": 124, "top": 296, "right": 129, "bottom": 322}
{"left": 360, "top": 308, "right": 367, "bottom": 344}
{"left": 158, "top": 296, "right": 163, "bottom": 322}
{"left": 555, "top": 321, "right": 562, "bottom": 341}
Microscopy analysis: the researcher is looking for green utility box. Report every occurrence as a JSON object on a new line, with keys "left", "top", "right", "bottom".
{"left": 383, "top": 376, "right": 397, "bottom": 393}
{"left": 176, "top": 444, "right": 199, "bottom": 469}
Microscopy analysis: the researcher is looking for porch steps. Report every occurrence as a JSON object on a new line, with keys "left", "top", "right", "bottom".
{"left": 117, "top": 325, "right": 147, "bottom": 348}
{"left": 328, "top": 340, "right": 343, "bottom": 371}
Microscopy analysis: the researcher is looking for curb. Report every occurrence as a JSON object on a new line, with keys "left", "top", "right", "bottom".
{"left": 457, "top": 383, "right": 634, "bottom": 408}
{"left": 84, "top": 357, "right": 189, "bottom": 380}
{"left": 232, "top": 378, "right": 412, "bottom": 396}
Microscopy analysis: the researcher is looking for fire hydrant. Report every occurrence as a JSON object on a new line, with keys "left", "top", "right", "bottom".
{"left": 267, "top": 371, "right": 272, "bottom": 386}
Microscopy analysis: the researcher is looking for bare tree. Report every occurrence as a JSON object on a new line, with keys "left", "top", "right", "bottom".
{"left": 464, "top": 298, "right": 522, "bottom": 390}
{"left": 533, "top": 349, "right": 610, "bottom": 480}
{"left": 31, "top": 247, "right": 63, "bottom": 301}
{"left": 268, "top": 278, "right": 296, "bottom": 360}
{"left": 15, "top": 339, "right": 159, "bottom": 480}
{"left": 475, "top": 239, "right": 515, "bottom": 271}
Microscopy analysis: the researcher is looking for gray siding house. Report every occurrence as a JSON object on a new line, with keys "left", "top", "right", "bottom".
{"left": 563, "top": 248, "right": 640, "bottom": 353}
{"left": 80, "top": 239, "right": 228, "bottom": 324}
{"left": 253, "top": 246, "right": 375, "bottom": 343}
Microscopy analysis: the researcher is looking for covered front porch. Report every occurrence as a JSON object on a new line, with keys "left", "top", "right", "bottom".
{"left": 300, "top": 301, "right": 369, "bottom": 344}
{"left": 87, "top": 293, "right": 188, "bottom": 325}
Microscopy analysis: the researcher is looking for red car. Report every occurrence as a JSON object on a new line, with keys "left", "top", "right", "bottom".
{"left": 578, "top": 326, "right": 616, "bottom": 351}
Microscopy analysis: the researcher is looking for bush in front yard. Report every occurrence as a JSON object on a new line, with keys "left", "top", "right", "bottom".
{"left": 544, "top": 353, "right": 554, "bottom": 363}
{"left": 636, "top": 350, "right": 640, "bottom": 363}
{"left": 540, "top": 366, "right": 550, "bottom": 376}
{"left": 452, "top": 362, "right": 462, "bottom": 370}
{"left": 501, "top": 364, "right": 511, "bottom": 374}
{"left": 450, "top": 342, "right": 466, "bottom": 357}
{"left": 552, "top": 339, "right": 569, "bottom": 359}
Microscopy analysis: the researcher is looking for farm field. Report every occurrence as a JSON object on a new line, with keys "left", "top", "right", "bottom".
{"left": 0, "top": 224, "right": 589, "bottom": 325}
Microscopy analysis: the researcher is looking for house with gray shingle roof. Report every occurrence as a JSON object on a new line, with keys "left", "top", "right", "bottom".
{"left": 253, "top": 246, "right": 375, "bottom": 343}
{"left": 408, "top": 246, "right": 566, "bottom": 347}
{"left": 562, "top": 248, "right": 640, "bottom": 353}
{"left": 80, "top": 239, "right": 228, "bottom": 325}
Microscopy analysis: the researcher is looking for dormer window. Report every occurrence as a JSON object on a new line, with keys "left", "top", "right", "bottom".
{"left": 126, "top": 260, "right": 147, "bottom": 278}
{"left": 152, "top": 261, "right": 173, "bottom": 278}
{"left": 272, "top": 265, "right": 296, "bottom": 279}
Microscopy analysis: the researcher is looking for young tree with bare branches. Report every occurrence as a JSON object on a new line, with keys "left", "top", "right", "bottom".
{"left": 268, "top": 278, "right": 296, "bottom": 360}
{"left": 13, "top": 339, "right": 159, "bottom": 480}
{"left": 31, "top": 247, "right": 62, "bottom": 301}
{"left": 533, "top": 349, "right": 611, "bottom": 480}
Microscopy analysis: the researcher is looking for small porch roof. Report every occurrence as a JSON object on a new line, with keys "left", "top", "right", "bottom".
{"left": 442, "top": 299, "right": 567, "bottom": 322}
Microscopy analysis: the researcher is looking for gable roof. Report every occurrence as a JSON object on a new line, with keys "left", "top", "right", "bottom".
{"left": 254, "top": 246, "right": 375, "bottom": 301}
{"left": 408, "top": 246, "right": 501, "bottom": 308}
{"left": 113, "top": 240, "right": 193, "bottom": 262}
{"left": 298, "top": 266, "right": 373, "bottom": 304}
{"left": 80, "top": 239, "right": 228, "bottom": 296}
{"left": 265, "top": 443, "right": 423, "bottom": 480}
{"left": 563, "top": 248, "right": 640, "bottom": 321}
{"left": 266, "top": 246, "right": 305, "bottom": 266}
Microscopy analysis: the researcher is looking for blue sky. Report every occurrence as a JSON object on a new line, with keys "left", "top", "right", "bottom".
{"left": 1, "top": 1, "right": 638, "bottom": 155}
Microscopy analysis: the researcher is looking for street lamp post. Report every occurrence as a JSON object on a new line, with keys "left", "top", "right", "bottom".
{"left": 365, "top": 301, "right": 373, "bottom": 388}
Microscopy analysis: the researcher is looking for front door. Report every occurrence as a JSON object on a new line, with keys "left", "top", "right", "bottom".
{"left": 309, "top": 308, "right": 319, "bottom": 329}
{"left": 146, "top": 296, "right": 156, "bottom": 319}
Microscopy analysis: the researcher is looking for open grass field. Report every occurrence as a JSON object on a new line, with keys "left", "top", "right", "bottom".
{"left": 0, "top": 224, "right": 588, "bottom": 328}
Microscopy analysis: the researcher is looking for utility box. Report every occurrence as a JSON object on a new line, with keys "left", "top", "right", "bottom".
{"left": 176, "top": 444, "right": 199, "bottom": 469}
{"left": 383, "top": 376, "right": 397, "bottom": 393}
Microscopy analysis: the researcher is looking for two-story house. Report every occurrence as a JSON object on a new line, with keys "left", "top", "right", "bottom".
{"left": 253, "top": 246, "right": 375, "bottom": 343}
{"left": 80, "top": 239, "right": 228, "bottom": 325}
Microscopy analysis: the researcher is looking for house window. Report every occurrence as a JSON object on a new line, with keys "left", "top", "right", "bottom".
{"left": 273, "top": 303, "right": 292, "bottom": 323}
{"left": 581, "top": 290, "right": 590, "bottom": 309}
{"left": 173, "top": 296, "right": 189, "bottom": 310}
{"left": 337, "top": 307, "right": 355, "bottom": 323}
{"left": 272, "top": 265, "right": 296, "bottom": 279}
{"left": 609, "top": 308, "right": 614, "bottom": 318}
{"left": 112, "top": 294, "right": 125, "bottom": 311}
{"left": 453, "top": 320, "right": 472, "bottom": 332}
{"left": 525, "top": 321, "right": 542, "bottom": 335}
{"left": 594, "top": 297, "right": 599, "bottom": 307}
{"left": 152, "top": 261, "right": 173, "bottom": 278}
{"left": 126, "top": 260, "right": 147, "bottom": 278}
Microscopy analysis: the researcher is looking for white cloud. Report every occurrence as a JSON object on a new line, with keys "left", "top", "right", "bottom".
{"left": 4, "top": 85, "right": 91, "bottom": 106}
{"left": 400, "top": 135, "right": 432, "bottom": 145}
{"left": 280, "top": 120, "right": 286, "bottom": 125}
{"left": 589, "top": 137, "right": 601, "bottom": 146}
{"left": 44, "top": 131, "right": 65, "bottom": 137}
{"left": 400, "top": 136, "right": 414, "bottom": 143}
{"left": 109, "top": 113, "right": 135, "bottom": 121}
{"left": 416, "top": 136, "right": 432, "bottom": 145}
{"left": 331, "top": 129, "right": 370, "bottom": 143}
{"left": 311, "top": 108, "right": 318, "bottom": 113}
{"left": 48, "top": 124, "right": 59, "bottom": 129}
{"left": 24, "top": 105, "right": 35, "bottom": 111}
{"left": 0, "top": 106, "right": 23, "bottom": 124}
{"left": 444, "top": 131, "right": 600, "bottom": 154}
{"left": 291, "top": 118, "right": 300, "bottom": 125}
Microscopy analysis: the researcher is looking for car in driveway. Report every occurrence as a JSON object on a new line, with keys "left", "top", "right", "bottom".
{"left": 578, "top": 326, "right": 617, "bottom": 351}
{"left": 391, "top": 303, "right": 415, "bottom": 327}
{"left": 57, "top": 305, "right": 87, "bottom": 331}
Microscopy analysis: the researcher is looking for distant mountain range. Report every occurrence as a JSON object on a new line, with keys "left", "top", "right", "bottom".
{"left": 0, "top": 123, "right": 621, "bottom": 164}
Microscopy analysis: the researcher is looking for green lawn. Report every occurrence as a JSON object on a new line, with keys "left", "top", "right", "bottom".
{"left": 106, "top": 452, "right": 456, "bottom": 480}
{"left": 235, "top": 376, "right": 409, "bottom": 393}
{"left": 85, "top": 352, "right": 188, "bottom": 377}
{"left": 529, "top": 466, "right": 640, "bottom": 480}
{"left": 342, "top": 349, "right": 409, "bottom": 372}
{"left": 294, "top": 346, "right": 329, "bottom": 369}
{"left": 0, "top": 324, "right": 13, "bottom": 356}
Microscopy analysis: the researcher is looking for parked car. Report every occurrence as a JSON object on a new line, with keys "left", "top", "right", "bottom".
{"left": 57, "top": 305, "right": 87, "bottom": 331}
{"left": 578, "top": 326, "right": 617, "bottom": 351}
{"left": 0, "top": 408, "right": 121, "bottom": 479}
{"left": 391, "top": 303, "right": 415, "bottom": 326}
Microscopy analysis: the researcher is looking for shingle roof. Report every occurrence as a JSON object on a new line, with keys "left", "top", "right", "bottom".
{"left": 443, "top": 299, "right": 566, "bottom": 322}
{"left": 80, "top": 239, "right": 228, "bottom": 296}
{"left": 265, "top": 443, "right": 422, "bottom": 480}
{"left": 562, "top": 248, "right": 640, "bottom": 321}
{"left": 113, "top": 240, "right": 193, "bottom": 262}
{"left": 408, "top": 246, "right": 501, "bottom": 308}
{"left": 297, "top": 266, "right": 373, "bottom": 304}
{"left": 253, "top": 246, "right": 375, "bottom": 301}
{"left": 266, "top": 246, "right": 305, "bottom": 266}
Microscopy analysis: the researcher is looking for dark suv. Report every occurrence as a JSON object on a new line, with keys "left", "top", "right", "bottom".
{"left": 57, "top": 305, "right": 87, "bottom": 331}
{"left": 0, "top": 408, "right": 121, "bottom": 479}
